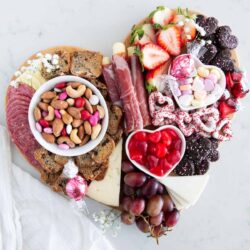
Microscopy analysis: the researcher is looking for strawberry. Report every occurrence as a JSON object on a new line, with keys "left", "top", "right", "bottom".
{"left": 150, "top": 6, "right": 174, "bottom": 26}
{"left": 218, "top": 101, "right": 237, "bottom": 119}
{"left": 183, "top": 21, "right": 197, "bottom": 42}
{"left": 141, "top": 43, "right": 170, "bottom": 70}
{"left": 157, "top": 26, "right": 182, "bottom": 56}
{"left": 146, "top": 60, "right": 170, "bottom": 86}
{"left": 131, "top": 24, "right": 156, "bottom": 46}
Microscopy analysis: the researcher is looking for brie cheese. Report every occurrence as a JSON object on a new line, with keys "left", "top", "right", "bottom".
{"left": 87, "top": 139, "right": 122, "bottom": 207}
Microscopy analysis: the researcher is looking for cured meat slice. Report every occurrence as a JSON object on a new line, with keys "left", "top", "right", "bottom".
{"left": 102, "top": 57, "right": 121, "bottom": 105}
{"left": 129, "top": 52, "right": 151, "bottom": 127}
{"left": 6, "top": 85, "right": 42, "bottom": 169}
{"left": 112, "top": 52, "right": 143, "bottom": 133}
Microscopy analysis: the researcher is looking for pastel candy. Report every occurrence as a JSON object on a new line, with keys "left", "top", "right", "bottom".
{"left": 178, "top": 78, "right": 193, "bottom": 85}
{"left": 197, "top": 66, "right": 209, "bottom": 78}
{"left": 179, "top": 84, "right": 192, "bottom": 91}
{"left": 194, "top": 90, "right": 207, "bottom": 100}
{"left": 204, "top": 79, "right": 215, "bottom": 91}
{"left": 207, "top": 73, "right": 218, "bottom": 83}
{"left": 210, "top": 68, "right": 221, "bottom": 80}
{"left": 192, "top": 77, "right": 204, "bottom": 91}
{"left": 181, "top": 90, "right": 192, "bottom": 95}
{"left": 191, "top": 99, "right": 204, "bottom": 107}
{"left": 179, "top": 95, "right": 194, "bottom": 107}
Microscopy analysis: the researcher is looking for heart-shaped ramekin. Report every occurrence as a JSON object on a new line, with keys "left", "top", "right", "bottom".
{"left": 169, "top": 54, "right": 226, "bottom": 111}
{"left": 125, "top": 125, "right": 186, "bottom": 180}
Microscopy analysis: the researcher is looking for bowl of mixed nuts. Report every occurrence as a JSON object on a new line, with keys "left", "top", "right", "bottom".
{"left": 28, "top": 75, "right": 109, "bottom": 156}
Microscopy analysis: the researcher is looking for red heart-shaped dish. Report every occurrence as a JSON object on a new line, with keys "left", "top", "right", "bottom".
{"left": 125, "top": 125, "right": 186, "bottom": 179}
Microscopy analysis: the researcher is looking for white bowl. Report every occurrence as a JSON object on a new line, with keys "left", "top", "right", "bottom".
{"left": 125, "top": 125, "right": 186, "bottom": 180}
{"left": 169, "top": 54, "right": 226, "bottom": 111}
{"left": 28, "top": 75, "right": 109, "bottom": 157}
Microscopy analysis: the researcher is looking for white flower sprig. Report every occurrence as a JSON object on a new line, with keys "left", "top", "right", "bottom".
{"left": 93, "top": 209, "right": 121, "bottom": 237}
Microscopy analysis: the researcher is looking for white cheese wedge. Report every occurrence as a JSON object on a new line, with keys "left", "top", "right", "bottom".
{"left": 87, "top": 139, "right": 122, "bottom": 207}
{"left": 159, "top": 174, "right": 210, "bottom": 210}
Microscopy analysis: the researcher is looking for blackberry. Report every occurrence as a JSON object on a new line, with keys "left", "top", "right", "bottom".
{"left": 195, "top": 159, "right": 210, "bottom": 175}
{"left": 175, "top": 156, "right": 195, "bottom": 176}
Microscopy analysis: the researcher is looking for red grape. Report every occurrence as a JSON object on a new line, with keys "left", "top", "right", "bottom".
{"left": 151, "top": 225, "right": 165, "bottom": 238}
{"left": 121, "top": 212, "right": 135, "bottom": 225}
{"left": 165, "top": 209, "right": 180, "bottom": 227}
{"left": 141, "top": 179, "right": 159, "bottom": 198}
{"left": 136, "top": 218, "right": 150, "bottom": 233}
{"left": 122, "top": 161, "right": 135, "bottom": 173}
{"left": 157, "top": 184, "right": 165, "bottom": 194}
{"left": 162, "top": 194, "right": 174, "bottom": 212}
{"left": 129, "top": 198, "right": 146, "bottom": 216}
{"left": 149, "top": 212, "right": 163, "bottom": 226}
{"left": 121, "top": 196, "right": 132, "bottom": 212}
{"left": 124, "top": 172, "right": 147, "bottom": 187}
{"left": 123, "top": 184, "right": 135, "bottom": 196}
{"left": 146, "top": 195, "right": 164, "bottom": 217}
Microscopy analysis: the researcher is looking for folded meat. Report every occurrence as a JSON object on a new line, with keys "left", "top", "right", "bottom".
{"left": 6, "top": 84, "right": 42, "bottom": 169}
{"left": 102, "top": 58, "right": 121, "bottom": 104}
{"left": 112, "top": 55, "right": 143, "bottom": 133}
{"left": 129, "top": 54, "right": 151, "bottom": 127}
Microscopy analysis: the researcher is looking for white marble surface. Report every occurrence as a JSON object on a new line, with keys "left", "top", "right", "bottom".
{"left": 1, "top": 0, "right": 250, "bottom": 249}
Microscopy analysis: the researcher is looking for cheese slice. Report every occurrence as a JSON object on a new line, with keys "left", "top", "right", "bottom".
{"left": 159, "top": 175, "right": 210, "bottom": 210}
{"left": 87, "top": 139, "right": 122, "bottom": 207}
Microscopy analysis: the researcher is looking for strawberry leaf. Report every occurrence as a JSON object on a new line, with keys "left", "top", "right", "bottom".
{"left": 130, "top": 25, "right": 144, "bottom": 44}
{"left": 134, "top": 46, "right": 144, "bottom": 71}
{"left": 149, "top": 6, "right": 166, "bottom": 18}
{"left": 146, "top": 83, "right": 156, "bottom": 93}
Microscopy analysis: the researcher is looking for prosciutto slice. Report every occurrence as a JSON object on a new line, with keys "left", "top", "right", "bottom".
{"left": 102, "top": 63, "right": 121, "bottom": 104}
{"left": 129, "top": 54, "right": 151, "bottom": 127}
{"left": 112, "top": 55, "right": 143, "bottom": 133}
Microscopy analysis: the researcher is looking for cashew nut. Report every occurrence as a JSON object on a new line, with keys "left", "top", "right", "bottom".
{"left": 57, "top": 136, "right": 75, "bottom": 148}
{"left": 91, "top": 124, "right": 102, "bottom": 140}
{"left": 96, "top": 105, "right": 105, "bottom": 119}
{"left": 51, "top": 99, "right": 69, "bottom": 109}
{"left": 68, "top": 82, "right": 82, "bottom": 88}
{"left": 34, "top": 107, "right": 41, "bottom": 121}
{"left": 66, "top": 85, "right": 86, "bottom": 98}
{"left": 52, "top": 118, "right": 64, "bottom": 137}
{"left": 67, "top": 107, "right": 82, "bottom": 119}
{"left": 44, "top": 106, "right": 55, "bottom": 121}
{"left": 70, "top": 129, "right": 82, "bottom": 144}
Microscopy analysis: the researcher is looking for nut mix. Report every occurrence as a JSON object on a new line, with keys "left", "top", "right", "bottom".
{"left": 33, "top": 81, "right": 105, "bottom": 150}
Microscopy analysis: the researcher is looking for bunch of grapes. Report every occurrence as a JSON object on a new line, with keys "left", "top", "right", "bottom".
{"left": 120, "top": 160, "right": 180, "bottom": 240}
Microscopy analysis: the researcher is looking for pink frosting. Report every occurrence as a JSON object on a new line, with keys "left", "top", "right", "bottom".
{"left": 65, "top": 175, "right": 88, "bottom": 201}
{"left": 170, "top": 54, "right": 196, "bottom": 79}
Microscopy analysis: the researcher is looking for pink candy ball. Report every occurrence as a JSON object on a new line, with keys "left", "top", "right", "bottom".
{"left": 59, "top": 91, "right": 68, "bottom": 101}
{"left": 89, "top": 111, "right": 100, "bottom": 126}
{"left": 204, "top": 79, "right": 215, "bottom": 91}
{"left": 65, "top": 175, "right": 88, "bottom": 201}
{"left": 58, "top": 143, "right": 70, "bottom": 150}
{"left": 55, "top": 109, "right": 62, "bottom": 119}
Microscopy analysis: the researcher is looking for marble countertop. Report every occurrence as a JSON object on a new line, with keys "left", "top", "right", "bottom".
{"left": 1, "top": 0, "right": 250, "bottom": 249}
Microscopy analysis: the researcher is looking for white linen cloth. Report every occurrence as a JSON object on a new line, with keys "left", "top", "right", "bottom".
{"left": 0, "top": 126, "right": 114, "bottom": 250}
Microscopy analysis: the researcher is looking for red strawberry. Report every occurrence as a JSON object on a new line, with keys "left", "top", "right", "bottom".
{"left": 132, "top": 24, "right": 156, "bottom": 46}
{"left": 151, "top": 6, "right": 174, "bottom": 26}
{"left": 226, "top": 72, "right": 235, "bottom": 90}
{"left": 218, "top": 101, "right": 237, "bottom": 119}
{"left": 231, "top": 82, "right": 249, "bottom": 99}
{"left": 141, "top": 43, "right": 170, "bottom": 70}
{"left": 146, "top": 60, "right": 171, "bottom": 86}
{"left": 157, "top": 26, "right": 182, "bottom": 56}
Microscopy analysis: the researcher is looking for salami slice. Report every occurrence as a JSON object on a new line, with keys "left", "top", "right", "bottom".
{"left": 112, "top": 54, "right": 143, "bottom": 133}
{"left": 6, "top": 84, "right": 42, "bottom": 169}
{"left": 102, "top": 62, "right": 121, "bottom": 104}
{"left": 129, "top": 54, "right": 151, "bottom": 127}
